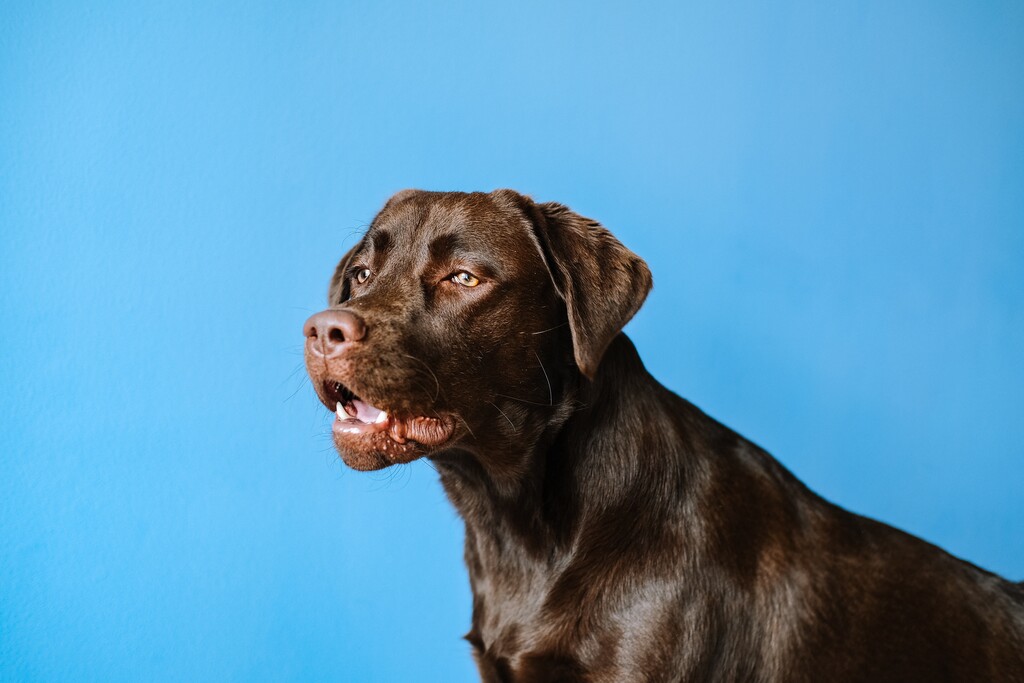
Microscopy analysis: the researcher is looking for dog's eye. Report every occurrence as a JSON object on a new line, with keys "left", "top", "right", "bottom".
{"left": 355, "top": 268, "right": 371, "bottom": 284}
{"left": 452, "top": 271, "right": 480, "bottom": 287}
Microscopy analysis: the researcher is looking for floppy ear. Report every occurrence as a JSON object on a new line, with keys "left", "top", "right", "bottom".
{"left": 531, "top": 201, "right": 653, "bottom": 379}
{"left": 327, "top": 239, "right": 364, "bottom": 305}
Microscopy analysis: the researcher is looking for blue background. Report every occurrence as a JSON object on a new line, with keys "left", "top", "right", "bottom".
{"left": 2, "top": 2, "right": 1022, "bottom": 680}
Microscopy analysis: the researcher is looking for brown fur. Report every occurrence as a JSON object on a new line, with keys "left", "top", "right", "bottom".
{"left": 304, "top": 189, "right": 1024, "bottom": 682}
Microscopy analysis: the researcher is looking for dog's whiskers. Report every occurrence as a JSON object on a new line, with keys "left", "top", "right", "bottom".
{"left": 410, "top": 378, "right": 435, "bottom": 405}
{"left": 493, "top": 393, "right": 551, "bottom": 407}
{"left": 284, "top": 375, "right": 311, "bottom": 403}
{"left": 280, "top": 362, "right": 308, "bottom": 387}
{"left": 534, "top": 351, "right": 553, "bottom": 406}
{"left": 402, "top": 353, "right": 442, "bottom": 401}
{"left": 529, "top": 322, "right": 569, "bottom": 335}
{"left": 369, "top": 461, "right": 412, "bottom": 491}
{"left": 454, "top": 414, "right": 477, "bottom": 440}
{"left": 487, "top": 401, "right": 519, "bottom": 433}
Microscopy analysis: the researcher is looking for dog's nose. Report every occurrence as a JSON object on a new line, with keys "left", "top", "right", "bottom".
{"left": 304, "top": 309, "right": 367, "bottom": 357}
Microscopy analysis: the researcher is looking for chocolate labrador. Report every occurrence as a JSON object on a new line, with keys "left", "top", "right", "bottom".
{"left": 303, "top": 190, "right": 1024, "bottom": 682}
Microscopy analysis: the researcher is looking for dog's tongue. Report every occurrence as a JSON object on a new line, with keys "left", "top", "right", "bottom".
{"left": 338, "top": 400, "right": 388, "bottom": 424}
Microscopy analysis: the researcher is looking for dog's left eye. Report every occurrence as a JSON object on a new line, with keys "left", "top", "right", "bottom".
{"left": 452, "top": 271, "right": 480, "bottom": 287}
{"left": 355, "top": 268, "right": 371, "bottom": 284}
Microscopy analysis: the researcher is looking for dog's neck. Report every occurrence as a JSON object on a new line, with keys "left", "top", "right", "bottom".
{"left": 429, "top": 334, "right": 821, "bottom": 663}
{"left": 431, "top": 333, "right": 695, "bottom": 572}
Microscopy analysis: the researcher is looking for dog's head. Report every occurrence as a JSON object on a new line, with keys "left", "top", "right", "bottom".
{"left": 304, "top": 190, "right": 652, "bottom": 471}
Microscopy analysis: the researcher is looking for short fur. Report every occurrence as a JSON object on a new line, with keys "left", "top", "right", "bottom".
{"left": 304, "top": 190, "right": 1024, "bottom": 682}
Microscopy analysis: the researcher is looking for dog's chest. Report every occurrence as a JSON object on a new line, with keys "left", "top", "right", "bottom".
{"left": 470, "top": 549, "right": 561, "bottom": 643}
{"left": 468, "top": 549, "right": 676, "bottom": 681}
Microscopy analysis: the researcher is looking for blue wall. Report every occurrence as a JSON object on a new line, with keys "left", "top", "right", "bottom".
{"left": 2, "top": 2, "right": 1022, "bottom": 680}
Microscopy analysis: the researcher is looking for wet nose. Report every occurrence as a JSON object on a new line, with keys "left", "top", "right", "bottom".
{"left": 303, "top": 309, "right": 367, "bottom": 357}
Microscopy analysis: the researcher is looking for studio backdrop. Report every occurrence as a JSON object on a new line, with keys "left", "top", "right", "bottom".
{"left": 2, "top": 2, "right": 1022, "bottom": 681}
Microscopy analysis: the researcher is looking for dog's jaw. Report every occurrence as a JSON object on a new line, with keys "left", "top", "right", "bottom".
{"left": 308, "top": 373, "right": 461, "bottom": 470}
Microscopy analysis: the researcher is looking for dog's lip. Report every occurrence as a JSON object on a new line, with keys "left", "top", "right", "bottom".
{"left": 333, "top": 407, "right": 391, "bottom": 436}
{"left": 332, "top": 410, "right": 456, "bottom": 447}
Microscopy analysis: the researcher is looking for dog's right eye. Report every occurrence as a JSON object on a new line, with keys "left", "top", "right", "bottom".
{"left": 452, "top": 271, "right": 480, "bottom": 287}
{"left": 355, "top": 268, "right": 371, "bottom": 284}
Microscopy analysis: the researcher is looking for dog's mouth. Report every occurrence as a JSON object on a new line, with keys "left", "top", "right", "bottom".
{"left": 321, "top": 379, "right": 457, "bottom": 468}
{"left": 329, "top": 380, "right": 390, "bottom": 427}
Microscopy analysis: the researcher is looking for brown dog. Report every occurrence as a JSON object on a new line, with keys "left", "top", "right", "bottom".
{"left": 304, "top": 190, "right": 1024, "bottom": 682}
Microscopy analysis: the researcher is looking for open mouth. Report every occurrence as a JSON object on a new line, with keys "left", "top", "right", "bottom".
{"left": 329, "top": 381, "right": 389, "bottom": 427}
{"left": 322, "top": 380, "right": 455, "bottom": 448}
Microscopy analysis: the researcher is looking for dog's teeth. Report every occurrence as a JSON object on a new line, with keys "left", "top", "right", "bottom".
{"left": 375, "top": 411, "right": 388, "bottom": 424}
{"left": 336, "top": 402, "right": 344, "bottom": 419}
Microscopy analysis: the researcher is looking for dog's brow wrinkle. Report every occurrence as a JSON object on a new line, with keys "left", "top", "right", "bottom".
{"left": 371, "top": 230, "right": 392, "bottom": 255}
{"left": 428, "top": 232, "right": 464, "bottom": 261}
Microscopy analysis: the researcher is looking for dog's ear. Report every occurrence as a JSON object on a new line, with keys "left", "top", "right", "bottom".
{"left": 530, "top": 200, "right": 653, "bottom": 379}
{"left": 327, "top": 239, "right": 364, "bottom": 305}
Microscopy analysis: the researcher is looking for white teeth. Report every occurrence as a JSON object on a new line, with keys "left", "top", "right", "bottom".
{"left": 336, "top": 402, "right": 344, "bottom": 419}
{"left": 374, "top": 411, "right": 389, "bottom": 424}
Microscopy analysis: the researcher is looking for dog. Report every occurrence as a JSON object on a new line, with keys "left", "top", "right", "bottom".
{"left": 303, "top": 189, "right": 1024, "bottom": 682}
